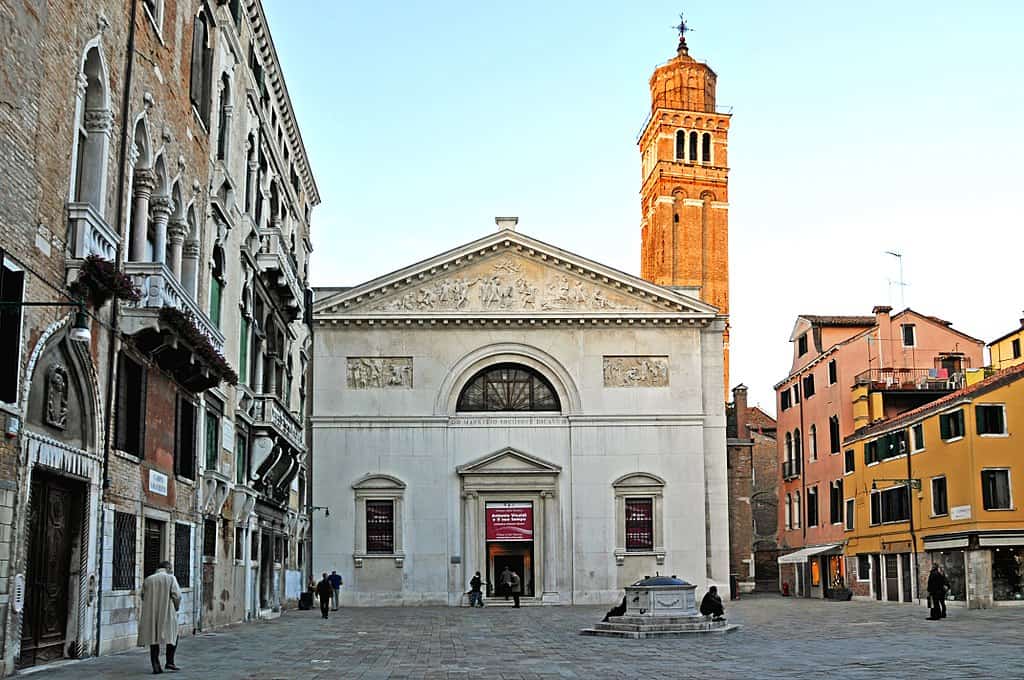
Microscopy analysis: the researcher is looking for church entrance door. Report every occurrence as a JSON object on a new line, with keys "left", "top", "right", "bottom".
{"left": 487, "top": 543, "right": 534, "bottom": 598}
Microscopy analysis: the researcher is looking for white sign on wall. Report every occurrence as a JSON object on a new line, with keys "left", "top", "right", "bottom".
{"left": 222, "top": 420, "right": 235, "bottom": 451}
{"left": 149, "top": 470, "right": 168, "bottom": 496}
{"left": 950, "top": 505, "right": 972, "bottom": 520}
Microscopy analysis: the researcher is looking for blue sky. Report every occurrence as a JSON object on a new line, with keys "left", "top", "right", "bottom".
{"left": 266, "top": 1, "right": 1024, "bottom": 411}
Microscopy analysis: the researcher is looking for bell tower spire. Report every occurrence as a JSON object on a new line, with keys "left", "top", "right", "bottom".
{"left": 638, "top": 17, "right": 731, "bottom": 389}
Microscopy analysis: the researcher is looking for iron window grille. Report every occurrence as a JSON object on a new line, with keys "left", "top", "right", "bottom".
{"left": 112, "top": 512, "right": 136, "bottom": 590}
{"left": 365, "top": 500, "right": 395, "bottom": 554}
{"left": 625, "top": 498, "right": 654, "bottom": 551}
{"left": 174, "top": 523, "right": 191, "bottom": 587}
{"left": 456, "top": 363, "right": 560, "bottom": 412}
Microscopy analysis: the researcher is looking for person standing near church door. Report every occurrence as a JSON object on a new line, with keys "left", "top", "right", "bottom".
{"left": 510, "top": 570, "right": 522, "bottom": 608}
{"left": 499, "top": 566, "right": 513, "bottom": 601}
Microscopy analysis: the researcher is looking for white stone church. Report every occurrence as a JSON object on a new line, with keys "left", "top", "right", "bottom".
{"left": 310, "top": 224, "right": 728, "bottom": 605}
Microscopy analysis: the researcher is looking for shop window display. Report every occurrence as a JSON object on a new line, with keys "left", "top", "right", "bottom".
{"left": 929, "top": 550, "right": 966, "bottom": 601}
{"left": 992, "top": 547, "right": 1024, "bottom": 601}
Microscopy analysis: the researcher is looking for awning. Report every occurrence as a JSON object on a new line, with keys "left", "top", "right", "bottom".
{"left": 777, "top": 544, "right": 843, "bottom": 564}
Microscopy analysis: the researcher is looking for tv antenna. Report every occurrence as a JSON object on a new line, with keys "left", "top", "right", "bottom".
{"left": 885, "top": 250, "right": 908, "bottom": 308}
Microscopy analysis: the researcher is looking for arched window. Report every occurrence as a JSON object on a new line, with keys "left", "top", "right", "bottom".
{"left": 688, "top": 130, "right": 698, "bottom": 163}
{"left": 701, "top": 132, "right": 712, "bottom": 164}
{"left": 456, "top": 363, "right": 560, "bottom": 412}
{"left": 675, "top": 129, "right": 686, "bottom": 161}
{"left": 71, "top": 45, "right": 111, "bottom": 213}
{"left": 794, "top": 491, "right": 802, "bottom": 529}
{"left": 784, "top": 432, "right": 793, "bottom": 462}
{"left": 793, "top": 428, "right": 802, "bottom": 461}
{"left": 785, "top": 493, "right": 792, "bottom": 530}
{"left": 189, "top": 9, "right": 214, "bottom": 127}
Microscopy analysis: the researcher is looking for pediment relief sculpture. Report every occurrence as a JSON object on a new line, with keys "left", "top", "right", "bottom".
{"left": 356, "top": 256, "right": 657, "bottom": 315}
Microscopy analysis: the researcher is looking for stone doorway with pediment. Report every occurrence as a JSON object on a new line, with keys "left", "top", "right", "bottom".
{"left": 457, "top": 448, "right": 562, "bottom": 605}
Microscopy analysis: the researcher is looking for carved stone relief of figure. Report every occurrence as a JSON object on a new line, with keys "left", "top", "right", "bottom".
{"left": 45, "top": 364, "right": 70, "bottom": 429}
{"left": 347, "top": 357, "right": 413, "bottom": 389}
{"left": 603, "top": 356, "right": 670, "bottom": 387}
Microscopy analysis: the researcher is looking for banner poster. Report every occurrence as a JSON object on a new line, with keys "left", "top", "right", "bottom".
{"left": 485, "top": 502, "right": 533, "bottom": 542}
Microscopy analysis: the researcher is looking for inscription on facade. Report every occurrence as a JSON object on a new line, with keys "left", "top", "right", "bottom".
{"left": 347, "top": 357, "right": 413, "bottom": 389}
{"left": 603, "top": 356, "right": 670, "bottom": 387}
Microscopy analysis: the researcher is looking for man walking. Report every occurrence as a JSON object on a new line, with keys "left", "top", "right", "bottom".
{"left": 137, "top": 560, "right": 181, "bottom": 674}
{"left": 509, "top": 570, "right": 522, "bottom": 608}
{"left": 499, "top": 566, "right": 513, "bottom": 601}
{"left": 316, "top": 572, "right": 334, "bottom": 619}
{"left": 927, "top": 564, "right": 948, "bottom": 620}
{"left": 328, "top": 570, "right": 343, "bottom": 610}
{"left": 468, "top": 571, "right": 486, "bottom": 607}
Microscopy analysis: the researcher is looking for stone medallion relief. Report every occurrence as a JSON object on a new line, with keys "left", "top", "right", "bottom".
{"left": 347, "top": 357, "right": 413, "bottom": 389}
{"left": 363, "top": 256, "right": 644, "bottom": 313}
{"left": 603, "top": 356, "right": 670, "bottom": 387}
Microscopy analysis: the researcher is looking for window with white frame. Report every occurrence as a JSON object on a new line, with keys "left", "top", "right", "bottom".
{"left": 71, "top": 45, "right": 112, "bottom": 214}
{"left": 613, "top": 473, "right": 666, "bottom": 562}
{"left": 793, "top": 491, "right": 801, "bottom": 529}
{"left": 142, "top": 0, "right": 163, "bottom": 35}
{"left": 856, "top": 554, "right": 870, "bottom": 580}
{"left": 981, "top": 469, "right": 1011, "bottom": 510}
{"left": 784, "top": 493, "right": 791, "bottom": 530}
{"left": 808, "top": 425, "right": 817, "bottom": 461}
{"left": 901, "top": 323, "right": 916, "bottom": 347}
{"left": 976, "top": 404, "right": 1006, "bottom": 436}
{"left": 940, "top": 409, "right": 965, "bottom": 440}
{"left": 0, "top": 256, "right": 25, "bottom": 404}
{"left": 827, "top": 359, "right": 837, "bottom": 385}
{"left": 844, "top": 498, "right": 855, "bottom": 531}
{"left": 352, "top": 474, "right": 405, "bottom": 566}
{"left": 806, "top": 486, "right": 819, "bottom": 527}
{"left": 870, "top": 486, "right": 910, "bottom": 525}
{"left": 931, "top": 476, "right": 948, "bottom": 516}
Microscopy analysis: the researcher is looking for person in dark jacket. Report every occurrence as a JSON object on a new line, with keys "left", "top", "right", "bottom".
{"left": 699, "top": 585, "right": 726, "bottom": 621}
{"left": 927, "top": 564, "right": 949, "bottom": 620}
{"left": 316, "top": 572, "right": 334, "bottom": 619}
{"left": 468, "top": 571, "right": 487, "bottom": 607}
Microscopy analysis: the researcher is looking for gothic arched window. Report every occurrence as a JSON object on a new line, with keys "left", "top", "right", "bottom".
{"left": 456, "top": 363, "right": 560, "bottom": 412}
{"left": 688, "top": 130, "right": 698, "bottom": 163}
{"left": 189, "top": 9, "right": 213, "bottom": 127}
{"left": 702, "top": 132, "right": 712, "bottom": 164}
{"left": 675, "top": 129, "right": 686, "bottom": 161}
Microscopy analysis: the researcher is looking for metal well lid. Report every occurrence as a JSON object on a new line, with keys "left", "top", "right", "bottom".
{"left": 631, "top": 575, "right": 691, "bottom": 587}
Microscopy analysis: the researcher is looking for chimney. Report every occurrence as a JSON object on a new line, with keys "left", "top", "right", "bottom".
{"left": 732, "top": 384, "right": 749, "bottom": 439}
{"left": 873, "top": 305, "right": 893, "bottom": 368}
{"left": 495, "top": 216, "right": 518, "bottom": 231}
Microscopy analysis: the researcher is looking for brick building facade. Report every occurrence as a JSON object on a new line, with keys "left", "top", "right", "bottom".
{"left": 0, "top": 0, "right": 316, "bottom": 672}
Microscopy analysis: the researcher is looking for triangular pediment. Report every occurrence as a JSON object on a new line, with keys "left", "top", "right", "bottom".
{"left": 314, "top": 229, "right": 719, "bottom": 320}
{"left": 457, "top": 447, "right": 562, "bottom": 476}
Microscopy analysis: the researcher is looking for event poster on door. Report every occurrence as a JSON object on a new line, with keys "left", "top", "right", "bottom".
{"left": 485, "top": 502, "right": 533, "bottom": 542}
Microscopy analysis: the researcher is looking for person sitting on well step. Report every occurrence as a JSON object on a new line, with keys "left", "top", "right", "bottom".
{"left": 699, "top": 585, "right": 726, "bottom": 621}
{"left": 602, "top": 595, "right": 627, "bottom": 622}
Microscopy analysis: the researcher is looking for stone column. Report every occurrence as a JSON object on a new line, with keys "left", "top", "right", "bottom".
{"left": 462, "top": 491, "right": 478, "bottom": 600}
{"left": 541, "top": 490, "right": 559, "bottom": 603}
{"left": 129, "top": 169, "right": 155, "bottom": 261}
{"left": 265, "top": 352, "right": 277, "bottom": 395}
{"left": 246, "top": 161, "right": 258, "bottom": 216}
{"left": 167, "top": 218, "right": 188, "bottom": 279}
{"left": 82, "top": 109, "right": 114, "bottom": 210}
{"left": 182, "top": 239, "right": 200, "bottom": 299}
{"left": 149, "top": 196, "right": 173, "bottom": 265}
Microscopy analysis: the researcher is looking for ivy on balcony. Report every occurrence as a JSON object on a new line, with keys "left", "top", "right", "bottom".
{"left": 69, "top": 255, "right": 141, "bottom": 309}
{"left": 158, "top": 306, "right": 239, "bottom": 386}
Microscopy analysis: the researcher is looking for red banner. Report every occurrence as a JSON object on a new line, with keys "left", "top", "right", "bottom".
{"left": 486, "top": 502, "right": 533, "bottom": 542}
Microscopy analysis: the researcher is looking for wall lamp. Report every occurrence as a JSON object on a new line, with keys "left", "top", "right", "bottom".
{"left": 0, "top": 301, "right": 91, "bottom": 344}
{"left": 311, "top": 505, "right": 330, "bottom": 517}
{"left": 872, "top": 478, "right": 921, "bottom": 491}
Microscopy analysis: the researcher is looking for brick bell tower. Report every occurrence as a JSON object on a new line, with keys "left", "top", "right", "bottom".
{"left": 638, "top": 17, "right": 731, "bottom": 390}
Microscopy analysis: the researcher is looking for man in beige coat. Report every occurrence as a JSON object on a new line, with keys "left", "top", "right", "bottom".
{"left": 138, "top": 560, "right": 181, "bottom": 674}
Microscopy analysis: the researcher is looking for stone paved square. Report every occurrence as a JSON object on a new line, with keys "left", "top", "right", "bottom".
{"left": 27, "top": 596, "right": 1021, "bottom": 679}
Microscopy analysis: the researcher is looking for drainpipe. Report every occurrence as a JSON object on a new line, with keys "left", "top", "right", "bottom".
{"left": 904, "top": 437, "right": 920, "bottom": 603}
{"left": 94, "top": 0, "right": 139, "bottom": 657}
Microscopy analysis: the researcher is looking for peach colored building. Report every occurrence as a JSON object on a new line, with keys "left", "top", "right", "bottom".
{"left": 775, "top": 306, "right": 983, "bottom": 598}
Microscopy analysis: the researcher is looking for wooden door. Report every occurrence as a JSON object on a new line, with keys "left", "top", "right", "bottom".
{"left": 901, "top": 553, "right": 912, "bottom": 602}
{"left": 885, "top": 554, "right": 899, "bottom": 601}
{"left": 20, "top": 475, "right": 78, "bottom": 668}
{"left": 871, "top": 554, "right": 882, "bottom": 600}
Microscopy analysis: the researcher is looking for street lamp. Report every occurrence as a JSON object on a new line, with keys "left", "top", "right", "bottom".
{"left": 311, "top": 505, "right": 330, "bottom": 517}
{"left": 872, "top": 478, "right": 921, "bottom": 491}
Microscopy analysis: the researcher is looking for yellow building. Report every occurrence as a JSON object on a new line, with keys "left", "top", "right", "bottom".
{"left": 842, "top": 362, "right": 1024, "bottom": 608}
{"left": 988, "top": 318, "right": 1024, "bottom": 371}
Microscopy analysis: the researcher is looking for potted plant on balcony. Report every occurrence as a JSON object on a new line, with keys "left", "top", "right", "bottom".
{"left": 158, "top": 306, "right": 239, "bottom": 385}
{"left": 69, "top": 255, "right": 141, "bottom": 309}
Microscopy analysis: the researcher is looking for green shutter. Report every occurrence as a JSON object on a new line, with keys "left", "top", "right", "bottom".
{"left": 210, "top": 279, "right": 223, "bottom": 328}
{"left": 940, "top": 414, "right": 951, "bottom": 440}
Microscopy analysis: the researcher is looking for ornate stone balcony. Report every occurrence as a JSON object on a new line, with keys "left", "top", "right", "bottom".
{"left": 122, "top": 261, "right": 226, "bottom": 353}
{"left": 251, "top": 394, "right": 304, "bottom": 453}
{"left": 255, "top": 228, "right": 303, "bottom": 319}
{"left": 65, "top": 202, "right": 120, "bottom": 283}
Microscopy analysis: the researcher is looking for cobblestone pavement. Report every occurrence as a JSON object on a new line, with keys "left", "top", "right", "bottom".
{"left": 26, "top": 595, "right": 1022, "bottom": 679}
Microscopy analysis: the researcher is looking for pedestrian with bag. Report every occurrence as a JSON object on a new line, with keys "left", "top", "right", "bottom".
{"left": 468, "top": 571, "right": 487, "bottom": 607}
{"left": 316, "top": 572, "right": 334, "bottom": 620}
{"left": 137, "top": 560, "right": 182, "bottom": 674}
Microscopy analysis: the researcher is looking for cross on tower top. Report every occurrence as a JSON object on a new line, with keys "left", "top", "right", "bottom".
{"left": 672, "top": 13, "right": 692, "bottom": 52}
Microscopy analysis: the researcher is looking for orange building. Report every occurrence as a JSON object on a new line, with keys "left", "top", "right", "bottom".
{"left": 638, "top": 29, "right": 731, "bottom": 387}
{"left": 774, "top": 306, "right": 984, "bottom": 598}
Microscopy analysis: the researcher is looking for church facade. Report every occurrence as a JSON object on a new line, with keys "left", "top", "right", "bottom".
{"left": 311, "top": 226, "right": 729, "bottom": 605}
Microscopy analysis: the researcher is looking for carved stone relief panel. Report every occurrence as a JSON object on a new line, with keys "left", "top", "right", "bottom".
{"left": 362, "top": 256, "right": 646, "bottom": 314}
{"left": 603, "top": 356, "right": 669, "bottom": 387}
{"left": 347, "top": 357, "right": 413, "bottom": 389}
{"left": 45, "top": 365, "right": 69, "bottom": 429}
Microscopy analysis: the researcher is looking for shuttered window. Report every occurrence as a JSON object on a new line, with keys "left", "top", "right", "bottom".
{"left": 115, "top": 353, "right": 146, "bottom": 457}
{"left": 143, "top": 518, "right": 164, "bottom": 578}
{"left": 174, "top": 523, "right": 191, "bottom": 587}
{"left": 175, "top": 397, "right": 196, "bottom": 479}
{"left": 976, "top": 405, "right": 1006, "bottom": 435}
{"left": 940, "top": 410, "right": 965, "bottom": 440}
{"left": 0, "top": 262, "right": 25, "bottom": 404}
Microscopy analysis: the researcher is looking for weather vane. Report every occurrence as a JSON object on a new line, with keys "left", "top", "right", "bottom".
{"left": 672, "top": 12, "right": 692, "bottom": 51}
